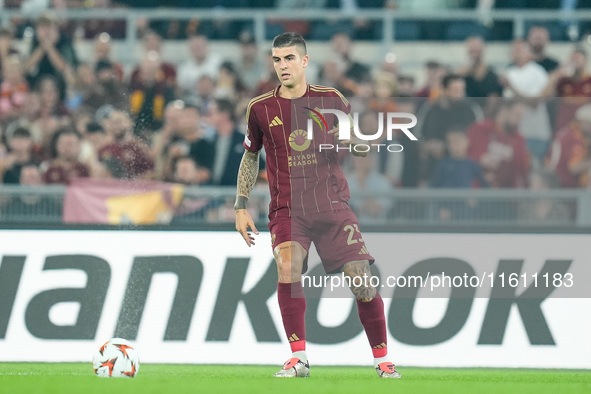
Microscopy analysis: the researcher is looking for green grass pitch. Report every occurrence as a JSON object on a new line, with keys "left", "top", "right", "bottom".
{"left": 0, "top": 363, "right": 589, "bottom": 394}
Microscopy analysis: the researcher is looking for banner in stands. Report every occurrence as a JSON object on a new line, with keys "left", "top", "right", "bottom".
{"left": 63, "top": 179, "right": 184, "bottom": 225}
{"left": 0, "top": 230, "right": 589, "bottom": 368}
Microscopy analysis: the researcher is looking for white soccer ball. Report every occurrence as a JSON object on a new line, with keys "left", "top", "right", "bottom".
{"left": 92, "top": 338, "right": 140, "bottom": 378}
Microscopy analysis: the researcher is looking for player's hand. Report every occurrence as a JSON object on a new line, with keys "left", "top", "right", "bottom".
{"left": 328, "top": 126, "right": 353, "bottom": 145}
{"left": 235, "top": 209, "right": 259, "bottom": 247}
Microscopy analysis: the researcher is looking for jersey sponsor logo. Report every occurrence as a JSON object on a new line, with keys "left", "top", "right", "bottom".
{"left": 268, "top": 116, "right": 284, "bottom": 128}
{"left": 288, "top": 129, "right": 311, "bottom": 152}
{"left": 288, "top": 153, "right": 317, "bottom": 167}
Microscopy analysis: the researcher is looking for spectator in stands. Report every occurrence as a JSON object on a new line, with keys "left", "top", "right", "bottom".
{"left": 208, "top": 98, "right": 248, "bottom": 186}
{"left": 431, "top": 129, "right": 488, "bottom": 188}
{"left": 98, "top": 109, "right": 155, "bottom": 179}
{"left": 254, "top": 50, "right": 278, "bottom": 96}
{"left": 177, "top": 35, "right": 223, "bottom": 98}
{"left": 182, "top": 105, "right": 214, "bottom": 178}
{"left": 188, "top": 75, "right": 217, "bottom": 115}
{"left": 417, "top": 73, "right": 483, "bottom": 183}
{"left": 78, "top": 120, "right": 111, "bottom": 177}
{"left": 415, "top": 61, "right": 445, "bottom": 100}
{"left": 527, "top": 26, "right": 559, "bottom": 73}
{"left": 129, "top": 51, "right": 174, "bottom": 137}
{"left": 467, "top": 100, "right": 530, "bottom": 188}
{"left": 158, "top": 105, "right": 213, "bottom": 183}
{"left": 34, "top": 75, "right": 71, "bottom": 150}
{"left": 546, "top": 104, "right": 591, "bottom": 188}
{"left": 397, "top": 75, "right": 416, "bottom": 97}
{"left": 24, "top": 13, "right": 78, "bottom": 101}
{"left": 0, "top": 162, "right": 62, "bottom": 222}
{"left": 271, "top": 0, "right": 327, "bottom": 38}
{"left": 368, "top": 72, "right": 398, "bottom": 113}
{"left": 543, "top": 47, "right": 591, "bottom": 132}
{"left": 458, "top": 36, "right": 502, "bottom": 99}
{"left": 43, "top": 128, "right": 89, "bottom": 184}
{"left": 502, "top": 39, "right": 552, "bottom": 162}
{"left": 329, "top": 32, "right": 371, "bottom": 83}
{"left": 431, "top": 129, "right": 487, "bottom": 220}
{"left": 235, "top": 31, "right": 265, "bottom": 92}
{"left": 215, "top": 61, "right": 247, "bottom": 102}
{"left": 81, "top": 0, "right": 126, "bottom": 39}
{"left": 130, "top": 30, "right": 176, "bottom": 87}
{"left": 0, "top": 55, "right": 29, "bottom": 119}
{"left": 5, "top": 92, "right": 43, "bottom": 145}
{"left": 0, "top": 27, "right": 20, "bottom": 79}
{"left": 19, "top": 162, "right": 43, "bottom": 187}
{"left": 172, "top": 156, "right": 208, "bottom": 186}
{"left": 1, "top": 127, "right": 37, "bottom": 184}
{"left": 66, "top": 63, "right": 95, "bottom": 111}
{"left": 92, "top": 33, "right": 124, "bottom": 81}
{"left": 83, "top": 60, "right": 127, "bottom": 113}
{"left": 347, "top": 155, "right": 394, "bottom": 225}
{"left": 319, "top": 58, "right": 356, "bottom": 96}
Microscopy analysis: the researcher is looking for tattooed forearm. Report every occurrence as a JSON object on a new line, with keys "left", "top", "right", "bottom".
{"left": 342, "top": 260, "right": 376, "bottom": 302}
{"left": 235, "top": 150, "right": 260, "bottom": 209}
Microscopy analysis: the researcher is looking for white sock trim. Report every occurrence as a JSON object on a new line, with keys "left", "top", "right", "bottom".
{"left": 292, "top": 351, "right": 308, "bottom": 364}
{"left": 373, "top": 355, "right": 390, "bottom": 368}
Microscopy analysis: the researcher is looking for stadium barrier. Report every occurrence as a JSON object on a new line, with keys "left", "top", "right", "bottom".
{"left": 0, "top": 184, "right": 590, "bottom": 229}
{"left": 0, "top": 229, "right": 589, "bottom": 368}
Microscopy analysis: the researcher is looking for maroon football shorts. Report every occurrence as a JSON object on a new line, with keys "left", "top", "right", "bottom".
{"left": 268, "top": 208, "right": 375, "bottom": 274}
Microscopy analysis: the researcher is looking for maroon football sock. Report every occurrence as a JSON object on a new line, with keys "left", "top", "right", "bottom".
{"left": 357, "top": 292, "right": 388, "bottom": 358}
{"left": 277, "top": 282, "right": 306, "bottom": 352}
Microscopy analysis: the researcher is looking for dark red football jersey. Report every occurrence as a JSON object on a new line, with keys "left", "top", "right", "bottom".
{"left": 244, "top": 84, "right": 352, "bottom": 218}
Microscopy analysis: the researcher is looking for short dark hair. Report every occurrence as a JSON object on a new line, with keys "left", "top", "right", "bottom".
{"left": 214, "top": 98, "right": 236, "bottom": 122}
{"left": 51, "top": 127, "right": 80, "bottom": 158}
{"left": 272, "top": 32, "right": 307, "bottom": 55}
{"left": 12, "top": 127, "right": 31, "bottom": 139}
{"left": 86, "top": 121, "right": 105, "bottom": 134}
{"left": 442, "top": 73, "right": 464, "bottom": 89}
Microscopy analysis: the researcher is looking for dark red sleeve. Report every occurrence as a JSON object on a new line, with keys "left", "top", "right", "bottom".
{"left": 244, "top": 100, "right": 264, "bottom": 152}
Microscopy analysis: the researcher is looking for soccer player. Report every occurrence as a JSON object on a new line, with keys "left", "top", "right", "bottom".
{"left": 234, "top": 32, "right": 401, "bottom": 379}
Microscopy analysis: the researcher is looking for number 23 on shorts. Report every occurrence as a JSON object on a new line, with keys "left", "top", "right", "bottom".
{"left": 344, "top": 224, "right": 364, "bottom": 246}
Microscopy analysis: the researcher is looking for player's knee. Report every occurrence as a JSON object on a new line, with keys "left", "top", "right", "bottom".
{"left": 274, "top": 242, "right": 306, "bottom": 283}
{"left": 351, "top": 285, "right": 377, "bottom": 302}
{"left": 275, "top": 259, "right": 303, "bottom": 283}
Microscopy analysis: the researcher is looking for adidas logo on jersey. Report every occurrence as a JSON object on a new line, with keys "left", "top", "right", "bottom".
{"left": 359, "top": 245, "right": 369, "bottom": 255}
{"left": 269, "top": 116, "right": 283, "bottom": 127}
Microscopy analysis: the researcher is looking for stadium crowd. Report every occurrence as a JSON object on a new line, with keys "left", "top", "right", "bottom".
{"left": 1, "top": 5, "right": 591, "bottom": 222}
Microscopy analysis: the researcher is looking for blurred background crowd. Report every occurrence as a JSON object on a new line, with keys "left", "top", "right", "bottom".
{"left": 1, "top": 0, "right": 591, "bottom": 224}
